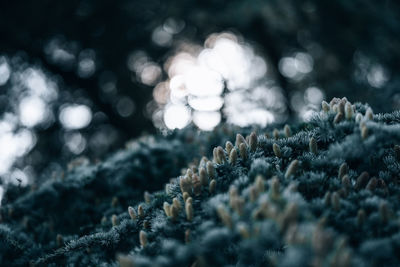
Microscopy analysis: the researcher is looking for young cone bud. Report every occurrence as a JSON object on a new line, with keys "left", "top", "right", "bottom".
{"left": 332, "top": 104, "right": 339, "bottom": 113}
{"left": 322, "top": 101, "right": 330, "bottom": 112}
{"left": 355, "top": 172, "right": 369, "bottom": 190}
{"left": 235, "top": 134, "right": 246, "bottom": 147}
{"left": 199, "top": 156, "right": 208, "bottom": 166}
{"left": 345, "top": 102, "right": 354, "bottom": 119}
{"left": 255, "top": 175, "right": 265, "bottom": 193}
{"left": 216, "top": 146, "right": 225, "bottom": 164}
{"left": 138, "top": 205, "right": 144, "bottom": 218}
{"left": 366, "top": 177, "right": 378, "bottom": 191}
{"left": 365, "top": 107, "right": 374, "bottom": 120}
{"left": 329, "top": 97, "right": 340, "bottom": 107}
{"left": 163, "top": 202, "right": 171, "bottom": 217}
{"left": 285, "top": 160, "right": 299, "bottom": 179}
{"left": 273, "top": 128, "right": 279, "bottom": 139}
{"left": 144, "top": 191, "right": 151, "bottom": 204}
{"left": 355, "top": 113, "right": 363, "bottom": 123}
{"left": 199, "top": 167, "right": 208, "bottom": 186}
{"left": 172, "top": 198, "right": 182, "bottom": 211}
{"left": 193, "top": 180, "right": 202, "bottom": 196}
{"left": 117, "top": 255, "right": 135, "bottom": 267}
{"left": 182, "top": 192, "right": 190, "bottom": 202}
{"left": 206, "top": 162, "right": 215, "bottom": 179}
{"left": 229, "top": 185, "right": 238, "bottom": 199}
{"left": 249, "top": 132, "right": 258, "bottom": 152}
{"left": 139, "top": 230, "right": 148, "bottom": 247}
{"left": 213, "top": 147, "right": 220, "bottom": 164}
{"left": 249, "top": 185, "right": 258, "bottom": 202}
{"left": 186, "top": 168, "right": 193, "bottom": 179}
{"left": 237, "top": 222, "right": 250, "bottom": 239}
{"left": 270, "top": 177, "right": 280, "bottom": 199}
{"left": 111, "top": 214, "right": 118, "bottom": 226}
{"left": 338, "top": 99, "right": 346, "bottom": 114}
{"left": 284, "top": 124, "right": 292, "bottom": 138}
{"left": 239, "top": 143, "right": 247, "bottom": 160}
{"left": 229, "top": 149, "right": 237, "bottom": 164}
{"left": 185, "top": 203, "right": 193, "bottom": 221}
{"left": 273, "top": 143, "right": 282, "bottom": 158}
{"left": 209, "top": 179, "right": 216, "bottom": 194}
{"left": 341, "top": 175, "right": 351, "bottom": 190}
{"left": 185, "top": 197, "right": 193, "bottom": 205}
{"left": 217, "top": 205, "right": 232, "bottom": 228}
{"left": 361, "top": 125, "right": 368, "bottom": 139}
{"left": 334, "top": 112, "right": 343, "bottom": 124}
{"left": 225, "top": 141, "right": 234, "bottom": 154}
{"left": 170, "top": 204, "right": 179, "bottom": 221}
{"left": 180, "top": 177, "right": 191, "bottom": 194}
{"left": 128, "top": 206, "right": 137, "bottom": 220}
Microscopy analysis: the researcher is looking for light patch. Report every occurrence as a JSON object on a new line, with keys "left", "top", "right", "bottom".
{"left": 188, "top": 96, "right": 224, "bottom": 111}
{"left": 0, "top": 58, "right": 11, "bottom": 86}
{"left": 367, "top": 64, "right": 389, "bottom": 88}
{"left": 0, "top": 186, "right": 3, "bottom": 206}
{"left": 304, "top": 87, "right": 324, "bottom": 105}
{"left": 0, "top": 128, "right": 35, "bottom": 175}
{"left": 19, "top": 96, "right": 47, "bottom": 127}
{"left": 116, "top": 97, "right": 135, "bottom": 117}
{"left": 151, "top": 32, "right": 284, "bottom": 130}
{"left": 279, "top": 52, "right": 313, "bottom": 80}
{"left": 65, "top": 132, "right": 87, "bottom": 154}
{"left": 279, "top": 57, "right": 298, "bottom": 79}
{"left": 163, "top": 18, "right": 185, "bottom": 34}
{"left": 295, "top": 52, "right": 313, "bottom": 74}
{"left": 77, "top": 50, "right": 96, "bottom": 78}
{"left": 10, "top": 169, "right": 29, "bottom": 186}
{"left": 140, "top": 63, "right": 162, "bottom": 86}
{"left": 184, "top": 66, "right": 224, "bottom": 97}
{"left": 227, "top": 108, "right": 275, "bottom": 127}
{"left": 59, "top": 104, "right": 92, "bottom": 130}
{"left": 193, "top": 111, "right": 221, "bottom": 131}
{"left": 152, "top": 26, "right": 173, "bottom": 47}
{"left": 78, "top": 58, "right": 95, "bottom": 78}
{"left": 300, "top": 109, "right": 316, "bottom": 121}
{"left": 169, "top": 75, "right": 188, "bottom": 99}
{"left": 23, "top": 68, "right": 58, "bottom": 101}
{"left": 163, "top": 104, "right": 191, "bottom": 129}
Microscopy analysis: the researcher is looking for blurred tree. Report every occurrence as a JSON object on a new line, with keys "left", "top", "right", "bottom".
{"left": 0, "top": 0, "right": 399, "bottom": 183}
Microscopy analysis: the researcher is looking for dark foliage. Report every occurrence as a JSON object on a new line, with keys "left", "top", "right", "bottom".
{"left": 1, "top": 98, "right": 400, "bottom": 266}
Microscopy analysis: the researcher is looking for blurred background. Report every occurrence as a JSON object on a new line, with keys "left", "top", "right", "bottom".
{"left": 0, "top": 0, "right": 399, "bottom": 188}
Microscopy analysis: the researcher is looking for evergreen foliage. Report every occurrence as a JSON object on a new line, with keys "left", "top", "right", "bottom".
{"left": 1, "top": 98, "right": 400, "bottom": 266}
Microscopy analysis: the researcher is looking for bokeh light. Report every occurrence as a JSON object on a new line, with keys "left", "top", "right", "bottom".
{"left": 19, "top": 96, "right": 48, "bottom": 127}
{"left": 148, "top": 32, "right": 287, "bottom": 131}
{"left": 0, "top": 57, "right": 11, "bottom": 86}
{"left": 279, "top": 52, "right": 313, "bottom": 81}
{"left": 59, "top": 104, "right": 92, "bottom": 130}
{"left": 163, "top": 104, "right": 191, "bottom": 129}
